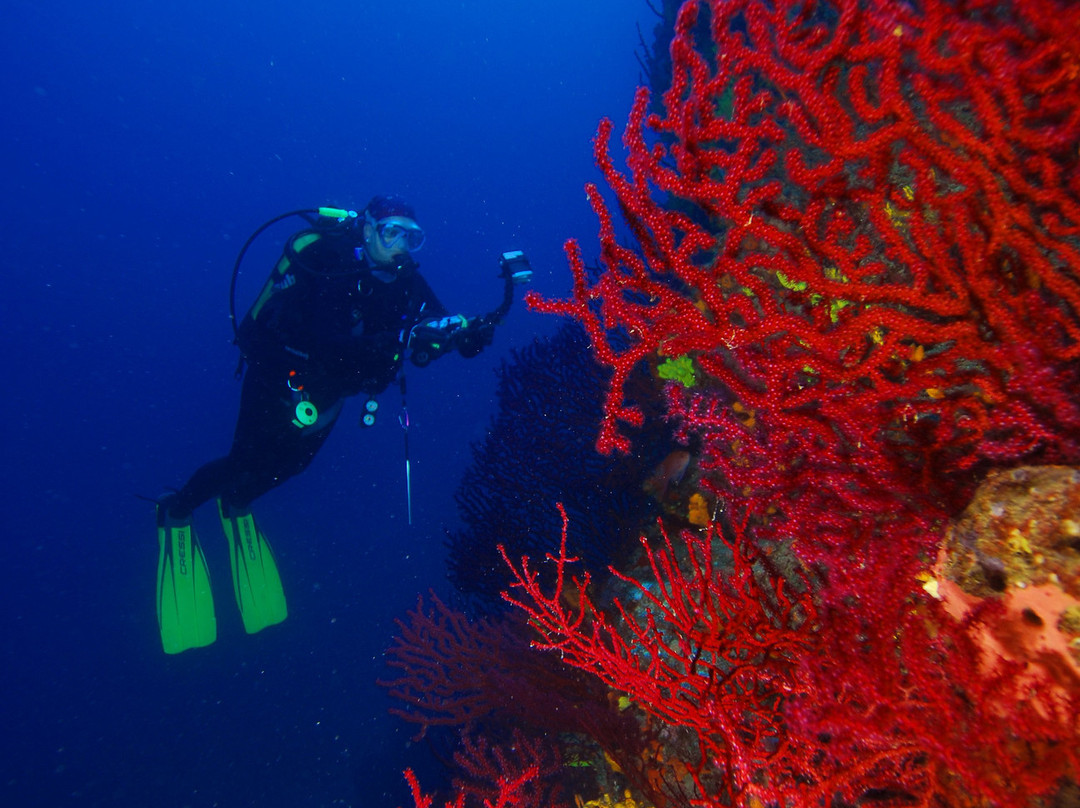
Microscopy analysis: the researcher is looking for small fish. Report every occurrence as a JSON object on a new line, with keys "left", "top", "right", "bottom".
{"left": 642, "top": 450, "right": 691, "bottom": 500}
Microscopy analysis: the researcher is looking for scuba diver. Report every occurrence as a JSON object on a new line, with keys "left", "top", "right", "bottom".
{"left": 154, "top": 194, "right": 531, "bottom": 654}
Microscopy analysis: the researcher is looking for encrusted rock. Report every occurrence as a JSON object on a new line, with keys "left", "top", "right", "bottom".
{"left": 938, "top": 465, "right": 1080, "bottom": 676}
{"left": 942, "top": 466, "right": 1080, "bottom": 594}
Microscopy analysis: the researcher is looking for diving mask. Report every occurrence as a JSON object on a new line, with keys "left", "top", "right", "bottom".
{"left": 375, "top": 216, "right": 426, "bottom": 253}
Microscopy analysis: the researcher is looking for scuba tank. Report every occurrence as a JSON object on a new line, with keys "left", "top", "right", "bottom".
{"left": 229, "top": 207, "right": 359, "bottom": 343}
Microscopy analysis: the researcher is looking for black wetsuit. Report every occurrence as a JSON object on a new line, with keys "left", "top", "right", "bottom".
{"left": 167, "top": 223, "right": 467, "bottom": 517}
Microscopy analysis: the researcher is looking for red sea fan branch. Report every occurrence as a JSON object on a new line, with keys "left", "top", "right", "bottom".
{"left": 519, "top": 1, "right": 1080, "bottom": 803}
{"left": 380, "top": 594, "right": 515, "bottom": 735}
{"left": 451, "top": 729, "right": 566, "bottom": 808}
{"left": 402, "top": 766, "right": 539, "bottom": 808}
{"left": 530, "top": 0, "right": 1080, "bottom": 485}
{"left": 500, "top": 503, "right": 818, "bottom": 804}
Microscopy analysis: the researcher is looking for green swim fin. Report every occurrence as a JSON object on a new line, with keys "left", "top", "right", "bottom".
{"left": 156, "top": 509, "right": 217, "bottom": 654}
{"left": 218, "top": 500, "right": 287, "bottom": 634}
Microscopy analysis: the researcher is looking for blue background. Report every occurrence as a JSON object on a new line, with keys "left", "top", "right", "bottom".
{"left": 0, "top": 2, "right": 653, "bottom": 805}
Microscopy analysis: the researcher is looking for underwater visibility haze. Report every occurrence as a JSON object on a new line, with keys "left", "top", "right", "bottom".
{"left": 0, "top": 1, "right": 652, "bottom": 806}
{"left": 6, "top": 0, "right": 1080, "bottom": 806}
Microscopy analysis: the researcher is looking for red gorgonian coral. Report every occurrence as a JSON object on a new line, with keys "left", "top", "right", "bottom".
{"left": 513, "top": 0, "right": 1080, "bottom": 804}
{"left": 529, "top": 0, "right": 1080, "bottom": 526}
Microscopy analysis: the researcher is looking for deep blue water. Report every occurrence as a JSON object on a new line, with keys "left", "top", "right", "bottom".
{"left": 1, "top": 2, "right": 652, "bottom": 805}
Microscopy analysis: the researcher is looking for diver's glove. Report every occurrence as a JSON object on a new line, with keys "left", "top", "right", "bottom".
{"left": 408, "top": 314, "right": 493, "bottom": 366}
{"left": 408, "top": 315, "right": 466, "bottom": 367}
{"left": 455, "top": 316, "right": 495, "bottom": 358}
